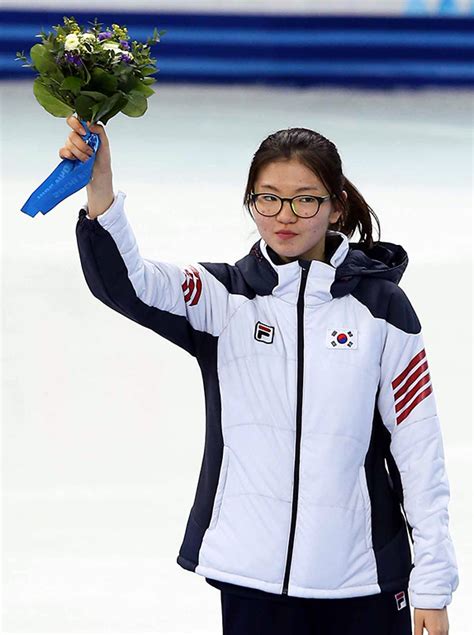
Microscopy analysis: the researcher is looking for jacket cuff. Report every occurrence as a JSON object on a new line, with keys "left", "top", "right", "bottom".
{"left": 409, "top": 590, "right": 451, "bottom": 609}
{"left": 83, "top": 190, "right": 126, "bottom": 228}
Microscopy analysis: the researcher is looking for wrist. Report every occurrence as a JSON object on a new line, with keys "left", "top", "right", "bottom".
{"left": 86, "top": 183, "right": 115, "bottom": 219}
{"left": 87, "top": 172, "right": 113, "bottom": 193}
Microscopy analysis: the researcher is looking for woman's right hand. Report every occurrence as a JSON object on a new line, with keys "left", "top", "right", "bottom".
{"left": 60, "top": 114, "right": 112, "bottom": 183}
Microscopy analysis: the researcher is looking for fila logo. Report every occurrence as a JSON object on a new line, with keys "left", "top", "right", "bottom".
{"left": 394, "top": 591, "right": 407, "bottom": 611}
{"left": 392, "top": 348, "right": 432, "bottom": 426}
{"left": 255, "top": 321, "right": 274, "bottom": 344}
{"left": 182, "top": 265, "right": 202, "bottom": 306}
{"left": 326, "top": 328, "right": 358, "bottom": 349}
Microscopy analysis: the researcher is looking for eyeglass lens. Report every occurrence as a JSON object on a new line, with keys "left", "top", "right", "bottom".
{"left": 254, "top": 194, "right": 320, "bottom": 218}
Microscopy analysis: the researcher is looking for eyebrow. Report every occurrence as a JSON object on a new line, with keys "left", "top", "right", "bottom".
{"left": 259, "top": 184, "right": 320, "bottom": 193}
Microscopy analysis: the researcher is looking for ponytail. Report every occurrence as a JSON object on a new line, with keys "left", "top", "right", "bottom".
{"left": 329, "top": 175, "right": 381, "bottom": 249}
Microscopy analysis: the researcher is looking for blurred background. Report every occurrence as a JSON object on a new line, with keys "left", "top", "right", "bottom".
{"left": 2, "top": 0, "right": 474, "bottom": 87}
{"left": 1, "top": 1, "right": 472, "bottom": 633}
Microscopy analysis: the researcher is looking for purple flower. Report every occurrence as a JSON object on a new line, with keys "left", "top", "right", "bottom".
{"left": 98, "top": 31, "right": 113, "bottom": 41}
{"left": 120, "top": 53, "right": 132, "bottom": 63}
{"left": 64, "top": 52, "right": 83, "bottom": 66}
{"left": 119, "top": 39, "right": 130, "bottom": 50}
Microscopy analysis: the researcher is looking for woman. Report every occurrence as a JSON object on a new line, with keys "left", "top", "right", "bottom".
{"left": 61, "top": 120, "right": 459, "bottom": 635}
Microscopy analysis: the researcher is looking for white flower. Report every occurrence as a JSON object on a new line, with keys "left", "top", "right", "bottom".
{"left": 101, "top": 41, "right": 122, "bottom": 54}
{"left": 78, "top": 32, "right": 96, "bottom": 54}
{"left": 100, "top": 40, "right": 134, "bottom": 64}
{"left": 64, "top": 33, "right": 80, "bottom": 51}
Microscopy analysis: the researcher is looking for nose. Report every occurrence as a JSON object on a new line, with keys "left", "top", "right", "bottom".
{"left": 277, "top": 199, "right": 297, "bottom": 221}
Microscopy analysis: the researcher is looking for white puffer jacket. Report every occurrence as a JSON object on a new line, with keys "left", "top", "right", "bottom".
{"left": 76, "top": 190, "right": 459, "bottom": 609}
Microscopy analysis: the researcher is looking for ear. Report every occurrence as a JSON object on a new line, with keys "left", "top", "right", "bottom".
{"left": 329, "top": 190, "right": 347, "bottom": 223}
{"left": 338, "top": 190, "right": 348, "bottom": 211}
{"left": 329, "top": 190, "right": 347, "bottom": 224}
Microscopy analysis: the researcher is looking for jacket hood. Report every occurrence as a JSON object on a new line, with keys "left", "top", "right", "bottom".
{"left": 330, "top": 232, "right": 409, "bottom": 298}
{"left": 337, "top": 235, "right": 409, "bottom": 284}
{"left": 235, "top": 230, "right": 409, "bottom": 302}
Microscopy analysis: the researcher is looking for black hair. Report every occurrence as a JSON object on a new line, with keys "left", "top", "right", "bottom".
{"left": 243, "top": 127, "right": 381, "bottom": 248}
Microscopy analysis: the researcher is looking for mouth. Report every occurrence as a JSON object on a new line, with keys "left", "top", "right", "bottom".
{"left": 276, "top": 231, "right": 297, "bottom": 237}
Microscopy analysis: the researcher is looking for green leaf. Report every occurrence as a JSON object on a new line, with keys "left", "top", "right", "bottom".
{"left": 75, "top": 94, "right": 96, "bottom": 121}
{"left": 33, "top": 78, "right": 74, "bottom": 117}
{"left": 82, "top": 62, "right": 91, "bottom": 85}
{"left": 141, "top": 66, "right": 157, "bottom": 76}
{"left": 52, "top": 66, "right": 65, "bottom": 82}
{"left": 30, "top": 43, "right": 56, "bottom": 74}
{"left": 132, "top": 82, "right": 155, "bottom": 98}
{"left": 79, "top": 90, "right": 108, "bottom": 101}
{"left": 117, "top": 73, "right": 139, "bottom": 93}
{"left": 92, "top": 93, "right": 128, "bottom": 125}
{"left": 115, "top": 60, "right": 135, "bottom": 75}
{"left": 89, "top": 67, "right": 118, "bottom": 96}
{"left": 121, "top": 90, "right": 147, "bottom": 117}
{"left": 142, "top": 77, "right": 156, "bottom": 85}
{"left": 60, "top": 76, "right": 82, "bottom": 95}
{"left": 102, "top": 96, "right": 129, "bottom": 124}
{"left": 90, "top": 101, "right": 102, "bottom": 122}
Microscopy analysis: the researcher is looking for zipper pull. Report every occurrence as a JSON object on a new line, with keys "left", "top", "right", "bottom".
{"left": 299, "top": 260, "right": 310, "bottom": 272}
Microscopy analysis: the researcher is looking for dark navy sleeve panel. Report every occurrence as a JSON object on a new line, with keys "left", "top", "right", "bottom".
{"left": 75, "top": 191, "right": 247, "bottom": 357}
{"left": 350, "top": 279, "right": 421, "bottom": 334}
{"left": 385, "top": 284, "right": 421, "bottom": 334}
{"left": 76, "top": 207, "right": 198, "bottom": 356}
{"left": 198, "top": 261, "right": 259, "bottom": 300}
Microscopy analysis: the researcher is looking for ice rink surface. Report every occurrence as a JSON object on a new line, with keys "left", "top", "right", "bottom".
{"left": 1, "top": 80, "right": 472, "bottom": 633}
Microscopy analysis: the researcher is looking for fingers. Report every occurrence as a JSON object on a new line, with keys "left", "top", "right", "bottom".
{"left": 60, "top": 131, "right": 94, "bottom": 162}
{"left": 59, "top": 147, "right": 74, "bottom": 160}
{"left": 59, "top": 145, "right": 91, "bottom": 162}
{"left": 89, "top": 122, "right": 109, "bottom": 147}
{"left": 66, "top": 114, "right": 87, "bottom": 136}
{"left": 66, "top": 114, "right": 109, "bottom": 140}
{"left": 413, "top": 609, "right": 424, "bottom": 635}
{"left": 62, "top": 116, "right": 108, "bottom": 162}
{"left": 89, "top": 122, "right": 104, "bottom": 135}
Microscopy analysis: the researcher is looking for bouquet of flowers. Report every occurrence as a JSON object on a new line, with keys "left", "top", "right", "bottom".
{"left": 16, "top": 16, "right": 165, "bottom": 217}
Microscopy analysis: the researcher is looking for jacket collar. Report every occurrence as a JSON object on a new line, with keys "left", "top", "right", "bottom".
{"left": 258, "top": 230, "right": 349, "bottom": 306}
{"left": 234, "top": 230, "right": 408, "bottom": 305}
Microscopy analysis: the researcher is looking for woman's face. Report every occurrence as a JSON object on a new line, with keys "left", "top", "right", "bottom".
{"left": 250, "top": 158, "right": 346, "bottom": 264}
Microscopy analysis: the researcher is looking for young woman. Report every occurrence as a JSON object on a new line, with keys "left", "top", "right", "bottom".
{"left": 61, "top": 120, "right": 459, "bottom": 635}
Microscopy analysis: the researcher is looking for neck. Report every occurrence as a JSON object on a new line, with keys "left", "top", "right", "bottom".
{"left": 271, "top": 246, "right": 327, "bottom": 265}
{"left": 267, "top": 232, "right": 342, "bottom": 266}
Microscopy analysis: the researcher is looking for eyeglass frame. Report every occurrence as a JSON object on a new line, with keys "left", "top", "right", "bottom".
{"left": 249, "top": 191, "right": 337, "bottom": 219}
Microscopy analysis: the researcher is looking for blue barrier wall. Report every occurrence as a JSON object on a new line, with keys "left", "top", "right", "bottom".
{"left": 2, "top": 9, "right": 473, "bottom": 88}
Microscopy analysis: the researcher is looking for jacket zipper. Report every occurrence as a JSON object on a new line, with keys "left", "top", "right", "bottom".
{"left": 282, "top": 261, "right": 310, "bottom": 595}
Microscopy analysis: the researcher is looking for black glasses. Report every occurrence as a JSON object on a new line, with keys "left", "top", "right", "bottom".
{"left": 250, "top": 192, "right": 336, "bottom": 218}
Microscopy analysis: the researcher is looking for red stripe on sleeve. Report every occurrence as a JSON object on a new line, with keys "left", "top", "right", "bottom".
{"left": 393, "top": 359, "right": 429, "bottom": 401}
{"left": 395, "top": 372, "right": 432, "bottom": 413}
{"left": 391, "top": 348, "right": 426, "bottom": 390}
{"left": 396, "top": 385, "right": 433, "bottom": 425}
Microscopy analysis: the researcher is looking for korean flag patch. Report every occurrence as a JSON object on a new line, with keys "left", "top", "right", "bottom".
{"left": 326, "top": 328, "right": 358, "bottom": 349}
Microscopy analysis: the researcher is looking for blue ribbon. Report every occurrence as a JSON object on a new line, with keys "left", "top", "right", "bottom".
{"left": 21, "top": 118, "right": 101, "bottom": 217}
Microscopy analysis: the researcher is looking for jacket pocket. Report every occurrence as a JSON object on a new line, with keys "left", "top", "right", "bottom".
{"left": 208, "top": 445, "right": 230, "bottom": 531}
{"left": 358, "top": 465, "right": 373, "bottom": 551}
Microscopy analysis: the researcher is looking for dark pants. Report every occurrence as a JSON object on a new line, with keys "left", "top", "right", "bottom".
{"left": 220, "top": 588, "right": 413, "bottom": 635}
